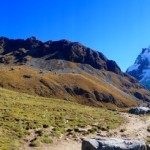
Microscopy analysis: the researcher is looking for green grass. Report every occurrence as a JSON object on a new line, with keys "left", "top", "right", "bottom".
{"left": 0, "top": 87, "right": 124, "bottom": 149}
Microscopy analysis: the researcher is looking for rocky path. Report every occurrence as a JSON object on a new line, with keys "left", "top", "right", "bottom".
{"left": 108, "top": 113, "right": 150, "bottom": 140}
{"left": 20, "top": 113, "right": 150, "bottom": 150}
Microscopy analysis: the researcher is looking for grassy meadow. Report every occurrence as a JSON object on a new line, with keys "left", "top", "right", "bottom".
{"left": 0, "top": 87, "right": 123, "bottom": 149}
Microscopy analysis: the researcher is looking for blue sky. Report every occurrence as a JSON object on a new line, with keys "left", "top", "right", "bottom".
{"left": 1, "top": 0, "right": 150, "bottom": 71}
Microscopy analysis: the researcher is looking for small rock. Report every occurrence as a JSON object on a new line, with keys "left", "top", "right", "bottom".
{"left": 120, "top": 128, "right": 126, "bottom": 132}
{"left": 23, "top": 138, "right": 29, "bottom": 142}
{"left": 65, "top": 138, "right": 69, "bottom": 141}
{"left": 121, "top": 134, "right": 128, "bottom": 138}
{"left": 66, "top": 128, "right": 73, "bottom": 132}
{"left": 43, "top": 124, "right": 49, "bottom": 128}
{"left": 92, "top": 123, "right": 98, "bottom": 127}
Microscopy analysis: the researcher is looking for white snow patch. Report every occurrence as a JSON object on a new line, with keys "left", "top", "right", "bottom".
{"left": 127, "top": 64, "right": 140, "bottom": 72}
{"left": 140, "top": 69, "right": 150, "bottom": 82}
{"left": 141, "top": 48, "right": 150, "bottom": 62}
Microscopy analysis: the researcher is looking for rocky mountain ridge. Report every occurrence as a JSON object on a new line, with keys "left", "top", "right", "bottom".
{"left": 0, "top": 36, "right": 121, "bottom": 74}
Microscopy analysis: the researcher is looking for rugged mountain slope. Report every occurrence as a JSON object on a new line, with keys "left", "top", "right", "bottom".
{"left": 0, "top": 37, "right": 150, "bottom": 108}
{"left": 127, "top": 47, "right": 150, "bottom": 90}
{"left": 0, "top": 37, "right": 121, "bottom": 73}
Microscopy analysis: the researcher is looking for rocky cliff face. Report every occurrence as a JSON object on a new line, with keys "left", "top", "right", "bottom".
{"left": 127, "top": 47, "right": 150, "bottom": 90}
{"left": 0, "top": 37, "right": 121, "bottom": 74}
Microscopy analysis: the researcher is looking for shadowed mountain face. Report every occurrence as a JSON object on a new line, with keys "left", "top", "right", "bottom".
{"left": 0, "top": 36, "right": 150, "bottom": 108}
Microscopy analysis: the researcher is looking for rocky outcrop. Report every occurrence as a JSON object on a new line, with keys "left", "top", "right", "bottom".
{"left": 129, "top": 107, "right": 150, "bottom": 115}
{"left": 106, "top": 60, "right": 121, "bottom": 74}
{"left": 82, "top": 138, "right": 146, "bottom": 150}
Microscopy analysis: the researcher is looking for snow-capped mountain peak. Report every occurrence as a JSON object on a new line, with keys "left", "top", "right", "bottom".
{"left": 127, "top": 47, "right": 150, "bottom": 90}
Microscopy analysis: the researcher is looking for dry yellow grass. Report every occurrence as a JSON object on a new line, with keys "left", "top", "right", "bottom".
{"left": 0, "top": 65, "right": 138, "bottom": 108}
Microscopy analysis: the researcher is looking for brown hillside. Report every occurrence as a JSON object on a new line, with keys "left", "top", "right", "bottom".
{"left": 0, "top": 65, "right": 141, "bottom": 108}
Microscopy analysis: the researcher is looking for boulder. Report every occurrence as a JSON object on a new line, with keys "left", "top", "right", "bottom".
{"left": 147, "top": 145, "right": 150, "bottom": 150}
{"left": 129, "top": 107, "right": 150, "bottom": 115}
{"left": 82, "top": 138, "right": 146, "bottom": 150}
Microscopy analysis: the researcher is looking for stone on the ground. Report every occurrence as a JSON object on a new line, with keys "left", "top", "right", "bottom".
{"left": 146, "top": 144, "right": 150, "bottom": 150}
{"left": 129, "top": 107, "right": 150, "bottom": 115}
{"left": 82, "top": 138, "right": 146, "bottom": 150}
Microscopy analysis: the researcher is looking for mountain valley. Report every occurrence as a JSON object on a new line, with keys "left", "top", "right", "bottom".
{"left": 1, "top": 37, "right": 150, "bottom": 149}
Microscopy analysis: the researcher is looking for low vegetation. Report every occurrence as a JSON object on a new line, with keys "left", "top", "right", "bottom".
{"left": 0, "top": 87, "right": 124, "bottom": 149}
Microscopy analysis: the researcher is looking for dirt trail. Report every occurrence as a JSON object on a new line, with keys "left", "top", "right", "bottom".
{"left": 20, "top": 113, "right": 150, "bottom": 150}
{"left": 108, "top": 113, "right": 150, "bottom": 140}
